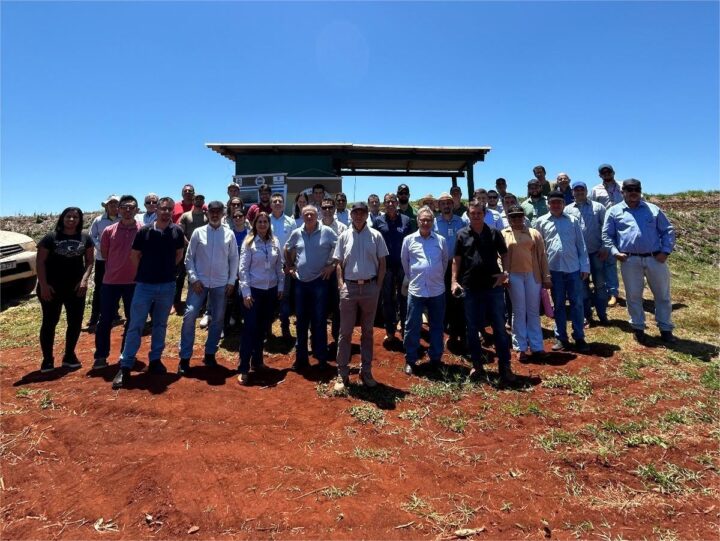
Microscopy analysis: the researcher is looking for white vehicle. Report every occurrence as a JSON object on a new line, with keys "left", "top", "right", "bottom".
{"left": 0, "top": 230, "right": 38, "bottom": 296}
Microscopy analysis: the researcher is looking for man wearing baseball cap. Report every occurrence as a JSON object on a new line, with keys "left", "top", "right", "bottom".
{"left": 602, "top": 179, "right": 677, "bottom": 344}
{"left": 396, "top": 183, "right": 418, "bottom": 232}
{"left": 450, "top": 185, "right": 467, "bottom": 217}
{"left": 565, "top": 181, "right": 609, "bottom": 326}
{"left": 332, "top": 202, "right": 388, "bottom": 391}
{"left": 535, "top": 191, "right": 591, "bottom": 353}
{"left": 590, "top": 163, "right": 624, "bottom": 307}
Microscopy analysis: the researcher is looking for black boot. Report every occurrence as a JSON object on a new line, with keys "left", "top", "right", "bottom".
{"left": 112, "top": 368, "right": 131, "bottom": 390}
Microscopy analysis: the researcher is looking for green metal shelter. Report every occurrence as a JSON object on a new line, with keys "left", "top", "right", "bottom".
{"left": 206, "top": 143, "right": 491, "bottom": 197}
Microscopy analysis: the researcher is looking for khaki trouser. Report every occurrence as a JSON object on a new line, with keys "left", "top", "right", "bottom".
{"left": 337, "top": 280, "right": 380, "bottom": 378}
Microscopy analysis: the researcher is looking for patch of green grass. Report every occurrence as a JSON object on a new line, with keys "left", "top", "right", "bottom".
{"left": 624, "top": 434, "right": 669, "bottom": 449}
{"left": 15, "top": 388, "right": 34, "bottom": 398}
{"left": 401, "top": 493, "right": 431, "bottom": 514}
{"left": 436, "top": 415, "right": 468, "bottom": 434}
{"left": 542, "top": 373, "right": 592, "bottom": 398}
{"left": 39, "top": 391, "right": 54, "bottom": 410}
{"left": 321, "top": 483, "right": 358, "bottom": 499}
{"left": 353, "top": 447, "right": 392, "bottom": 461}
{"left": 398, "top": 406, "right": 430, "bottom": 427}
{"left": 634, "top": 463, "right": 703, "bottom": 494}
{"left": 348, "top": 404, "right": 385, "bottom": 426}
{"left": 618, "top": 361, "right": 644, "bottom": 380}
{"left": 565, "top": 520, "right": 594, "bottom": 538}
{"left": 501, "top": 400, "right": 543, "bottom": 417}
{"left": 536, "top": 428, "right": 580, "bottom": 452}
{"left": 700, "top": 363, "right": 720, "bottom": 391}
{"left": 408, "top": 380, "right": 466, "bottom": 401}
{"left": 0, "top": 298, "right": 50, "bottom": 349}
{"left": 661, "top": 409, "right": 692, "bottom": 426}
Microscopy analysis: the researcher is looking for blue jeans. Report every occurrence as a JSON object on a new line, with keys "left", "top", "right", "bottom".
{"left": 239, "top": 286, "right": 278, "bottom": 373}
{"left": 464, "top": 287, "right": 511, "bottom": 369}
{"left": 95, "top": 283, "right": 135, "bottom": 360}
{"left": 119, "top": 281, "right": 175, "bottom": 368}
{"left": 404, "top": 293, "right": 445, "bottom": 365}
{"left": 620, "top": 255, "right": 673, "bottom": 331}
{"left": 584, "top": 252, "right": 609, "bottom": 321}
{"left": 179, "top": 285, "right": 228, "bottom": 359}
{"left": 550, "top": 271, "right": 585, "bottom": 342}
{"left": 382, "top": 265, "right": 407, "bottom": 336}
{"left": 295, "top": 277, "right": 329, "bottom": 364}
{"left": 604, "top": 257, "right": 619, "bottom": 297}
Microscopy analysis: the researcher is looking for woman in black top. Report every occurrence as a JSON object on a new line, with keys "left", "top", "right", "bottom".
{"left": 36, "top": 207, "right": 95, "bottom": 373}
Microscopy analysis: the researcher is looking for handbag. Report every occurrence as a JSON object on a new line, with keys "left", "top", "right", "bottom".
{"left": 540, "top": 287, "right": 554, "bottom": 319}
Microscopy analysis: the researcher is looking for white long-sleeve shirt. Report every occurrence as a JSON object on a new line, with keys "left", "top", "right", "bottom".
{"left": 238, "top": 235, "right": 284, "bottom": 297}
{"left": 185, "top": 224, "right": 239, "bottom": 288}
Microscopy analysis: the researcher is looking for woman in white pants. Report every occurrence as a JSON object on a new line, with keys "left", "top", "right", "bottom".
{"left": 501, "top": 205, "right": 551, "bottom": 361}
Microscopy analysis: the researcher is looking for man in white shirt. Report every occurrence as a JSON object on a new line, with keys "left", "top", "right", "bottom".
{"left": 178, "top": 201, "right": 239, "bottom": 375}
{"left": 270, "top": 193, "right": 297, "bottom": 340}
{"left": 332, "top": 202, "right": 388, "bottom": 391}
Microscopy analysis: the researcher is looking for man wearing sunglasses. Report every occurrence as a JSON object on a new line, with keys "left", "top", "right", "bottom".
{"left": 136, "top": 193, "right": 159, "bottom": 226}
{"left": 602, "top": 179, "right": 676, "bottom": 345}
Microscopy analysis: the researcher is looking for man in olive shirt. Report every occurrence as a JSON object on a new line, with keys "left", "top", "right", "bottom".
{"left": 332, "top": 202, "right": 388, "bottom": 391}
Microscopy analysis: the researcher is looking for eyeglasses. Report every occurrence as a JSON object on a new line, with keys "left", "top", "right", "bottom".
{"left": 623, "top": 187, "right": 641, "bottom": 193}
{"left": 229, "top": 202, "right": 242, "bottom": 206}
{"left": 397, "top": 191, "right": 409, "bottom": 196}
{"left": 158, "top": 207, "right": 173, "bottom": 212}
{"left": 233, "top": 214, "right": 245, "bottom": 219}
{"left": 145, "top": 200, "right": 158, "bottom": 205}
{"left": 120, "top": 204, "right": 137, "bottom": 210}
{"left": 182, "top": 189, "right": 194, "bottom": 194}
{"left": 322, "top": 206, "right": 335, "bottom": 210}
{"left": 488, "top": 196, "right": 498, "bottom": 199}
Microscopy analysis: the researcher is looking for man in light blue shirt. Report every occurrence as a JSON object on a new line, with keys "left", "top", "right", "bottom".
{"left": 434, "top": 192, "right": 467, "bottom": 350}
{"left": 178, "top": 201, "right": 239, "bottom": 374}
{"left": 602, "top": 178, "right": 676, "bottom": 344}
{"left": 536, "top": 191, "right": 590, "bottom": 353}
{"left": 565, "top": 181, "right": 609, "bottom": 325}
{"left": 461, "top": 189, "right": 504, "bottom": 230}
{"left": 270, "top": 193, "right": 297, "bottom": 340}
{"left": 284, "top": 205, "right": 338, "bottom": 369}
{"left": 401, "top": 206, "right": 449, "bottom": 374}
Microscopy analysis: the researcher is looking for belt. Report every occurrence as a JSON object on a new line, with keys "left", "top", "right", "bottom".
{"left": 627, "top": 252, "right": 657, "bottom": 257}
{"left": 345, "top": 277, "right": 377, "bottom": 285}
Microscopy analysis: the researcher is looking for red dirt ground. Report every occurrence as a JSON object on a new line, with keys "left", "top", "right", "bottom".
{"left": 1, "top": 319, "right": 717, "bottom": 540}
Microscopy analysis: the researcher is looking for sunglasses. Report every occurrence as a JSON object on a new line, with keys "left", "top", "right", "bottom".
{"left": 322, "top": 206, "right": 335, "bottom": 210}
{"left": 623, "top": 187, "right": 641, "bottom": 193}
{"left": 233, "top": 214, "right": 245, "bottom": 219}
{"left": 145, "top": 200, "right": 158, "bottom": 205}
{"left": 488, "top": 196, "right": 498, "bottom": 199}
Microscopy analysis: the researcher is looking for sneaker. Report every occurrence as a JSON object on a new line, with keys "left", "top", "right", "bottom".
{"left": 633, "top": 329, "right": 647, "bottom": 345}
{"left": 92, "top": 358, "right": 109, "bottom": 370}
{"left": 177, "top": 358, "right": 190, "bottom": 376}
{"left": 360, "top": 373, "right": 378, "bottom": 388}
{"left": 575, "top": 339, "right": 590, "bottom": 353}
{"left": 203, "top": 353, "right": 218, "bottom": 367}
{"left": 237, "top": 372, "right": 250, "bottom": 385}
{"left": 608, "top": 295, "right": 618, "bottom": 307}
{"left": 333, "top": 376, "right": 350, "bottom": 392}
{"left": 62, "top": 357, "right": 82, "bottom": 370}
{"left": 40, "top": 359, "right": 54, "bottom": 373}
{"left": 552, "top": 339, "right": 570, "bottom": 352}
{"left": 660, "top": 331, "right": 677, "bottom": 343}
{"left": 199, "top": 314, "right": 211, "bottom": 329}
{"left": 404, "top": 363, "right": 414, "bottom": 376}
{"left": 112, "top": 368, "right": 130, "bottom": 390}
{"left": 148, "top": 360, "right": 167, "bottom": 374}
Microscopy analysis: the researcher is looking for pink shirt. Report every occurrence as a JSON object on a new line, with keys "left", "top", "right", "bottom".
{"left": 101, "top": 221, "right": 142, "bottom": 284}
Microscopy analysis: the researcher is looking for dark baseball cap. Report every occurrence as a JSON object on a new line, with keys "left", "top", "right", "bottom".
{"left": 622, "top": 178, "right": 642, "bottom": 190}
{"left": 506, "top": 205, "right": 525, "bottom": 216}
{"left": 397, "top": 183, "right": 410, "bottom": 193}
{"left": 207, "top": 200, "right": 224, "bottom": 210}
{"left": 351, "top": 201, "right": 369, "bottom": 213}
{"left": 547, "top": 190, "right": 565, "bottom": 201}
{"left": 598, "top": 164, "right": 614, "bottom": 173}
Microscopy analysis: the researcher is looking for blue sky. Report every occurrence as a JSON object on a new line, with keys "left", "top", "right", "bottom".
{"left": 2, "top": 1, "right": 718, "bottom": 215}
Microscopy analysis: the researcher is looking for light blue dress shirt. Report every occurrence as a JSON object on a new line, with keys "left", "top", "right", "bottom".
{"left": 434, "top": 213, "right": 466, "bottom": 256}
{"left": 401, "top": 231, "right": 448, "bottom": 298}
{"left": 564, "top": 200, "right": 607, "bottom": 254}
{"left": 535, "top": 212, "right": 590, "bottom": 274}
{"left": 238, "top": 235, "right": 284, "bottom": 297}
{"left": 285, "top": 224, "right": 338, "bottom": 282}
{"left": 602, "top": 200, "right": 675, "bottom": 256}
{"left": 461, "top": 208, "right": 504, "bottom": 230}
{"left": 185, "top": 224, "right": 239, "bottom": 288}
{"left": 270, "top": 213, "right": 296, "bottom": 261}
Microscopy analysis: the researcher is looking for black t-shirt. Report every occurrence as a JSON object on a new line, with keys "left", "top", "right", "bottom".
{"left": 374, "top": 213, "right": 411, "bottom": 269}
{"left": 454, "top": 225, "right": 507, "bottom": 291}
{"left": 38, "top": 231, "right": 93, "bottom": 290}
{"left": 132, "top": 224, "right": 185, "bottom": 284}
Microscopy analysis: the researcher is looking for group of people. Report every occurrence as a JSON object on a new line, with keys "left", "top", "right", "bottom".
{"left": 36, "top": 162, "right": 677, "bottom": 391}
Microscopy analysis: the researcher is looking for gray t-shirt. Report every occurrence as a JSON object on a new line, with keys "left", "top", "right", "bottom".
{"left": 333, "top": 225, "right": 389, "bottom": 281}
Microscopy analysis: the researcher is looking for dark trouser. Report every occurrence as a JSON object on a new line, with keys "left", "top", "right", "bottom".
{"left": 224, "top": 279, "right": 243, "bottom": 329}
{"left": 295, "top": 277, "right": 329, "bottom": 364}
{"left": 94, "top": 283, "right": 135, "bottom": 360}
{"left": 278, "top": 274, "right": 293, "bottom": 332}
{"left": 174, "top": 248, "right": 187, "bottom": 306}
{"left": 464, "top": 287, "right": 510, "bottom": 370}
{"left": 239, "top": 287, "right": 278, "bottom": 374}
{"left": 88, "top": 259, "right": 106, "bottom": 324}
{"left": 584, "top": 252, "right": 609, "bottom": 322}
{"left": 327, "top": 274, "right": 340, "bottom": 343}
{"left": 382, "top": 265, "right": 407, "bottom": 336}
{"left": 550, "top": 270, "right": 585, "bottom": 342}
{"left": 39, "top": 286, "right": 86, "bottom": 362}
{"left": 443, "top": 266, "right": 465, "bottom": 340}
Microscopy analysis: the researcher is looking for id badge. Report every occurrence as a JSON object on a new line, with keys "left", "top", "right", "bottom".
{"left": 447, "top": 228, "right": 454, "bottom": 237}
